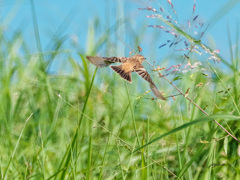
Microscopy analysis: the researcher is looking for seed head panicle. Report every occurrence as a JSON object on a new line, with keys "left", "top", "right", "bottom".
{"left": 139, "top": 0, "right": 220, "bottom": 63}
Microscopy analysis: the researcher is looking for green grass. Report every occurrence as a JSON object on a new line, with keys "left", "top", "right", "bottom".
{"left": 1, "top": 1, "right": 240, "bottom": 180}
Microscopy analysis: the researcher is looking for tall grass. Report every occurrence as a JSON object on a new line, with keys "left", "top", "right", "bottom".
{"left": 0, "top": 1, "right": 240, "bottom": 180}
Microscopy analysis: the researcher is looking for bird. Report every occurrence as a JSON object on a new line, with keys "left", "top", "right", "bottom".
{"left": 86, "top": 54, "right": 166, "bottom": 100}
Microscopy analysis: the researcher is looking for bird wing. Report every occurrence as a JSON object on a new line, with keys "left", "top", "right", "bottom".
{"left": 134, "top": 64, "right": 154, "bottom": 85}
{"left": 110, "top": 65, "right": 132, "bottom": 82}
{"left": 134, "top": 64, "right": 166, "bottom": 100}
{"left": 86, "top": 56, "right": 127, "bottom": 68}
{"left": 105, "top": 57, "right": 128, "bottom": 63}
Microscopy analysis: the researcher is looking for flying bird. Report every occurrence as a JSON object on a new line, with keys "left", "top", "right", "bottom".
{"left": 86, "top": 54, "right": 166, "bottom": 100}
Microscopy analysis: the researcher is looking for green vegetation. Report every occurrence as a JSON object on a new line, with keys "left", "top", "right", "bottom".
{"left": 0, "top": 1, "right": 240, "bottom": 179}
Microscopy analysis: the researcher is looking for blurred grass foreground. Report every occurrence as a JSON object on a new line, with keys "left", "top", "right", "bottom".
{"left": 1, "top": 0, "right": 240, "bottom": 179}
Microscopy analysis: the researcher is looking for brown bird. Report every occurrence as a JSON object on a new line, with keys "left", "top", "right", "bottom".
{"left": 86, "top": 54, "right": 166, "bottom": 100}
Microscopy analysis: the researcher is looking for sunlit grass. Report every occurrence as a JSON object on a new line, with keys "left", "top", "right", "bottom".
{"left": 0, "top": 1, "right": 240, "bottom": 180}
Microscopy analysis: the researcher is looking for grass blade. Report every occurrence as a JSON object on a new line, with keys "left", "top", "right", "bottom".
{"left": 205, "top": 0, "right": 240, "bottom": 33}
{"left": 178, "top": 128, "right": 217, "bottom": 178}
{"left": 3, "top": 113, "right": 33, "bottom": 180}
{"left": 203, "top": 55, "right": 240, "bottom": 115}
{"left": 98, "top": 135, "right": 111, "bottom": 180}
{"left": 141, "top": 124, "right": 147, "bottom": 180}
{"left": 30, "top": 0, "right": 44, "bottom": 68}
{"left": 133, "top": 114, "right": 240, "bottom": 153}
{"left": 58, "top": 67, "right": 98, "bottom": 179}
{"left": 86, "top": 135, "right": 92, "bottom": 180}
{"left": 125, "top": 83, "right": 140, "bottom": 147}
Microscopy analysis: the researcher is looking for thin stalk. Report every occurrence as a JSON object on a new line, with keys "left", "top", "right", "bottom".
{"left": 203, "top": 55, "right": 240, "bottom": 115}
{"left": 145, "top": 59, "right": 239, "bottom": 143}
{"left": 117, "top": 141, "right": 125, "bottom": 180}
{"left": 98, "top": 135, "right": 111, "bottom": 180}
{"left": 161, "top": 74, "right": 240, "bottom": 143}
{"left": 3, "top": 113, "right": 33, "bottom": 180}
{"left": 58, "top": 91, "right": 179, "bottom": 179}
{"left": 125, "top": 83, "right": 141, "bottom": 146}
{"left": 86, "top": 135, "right": 92, "bottom": 180}
{"left": 58, "top": 67, "right": 98, "bottom": 179}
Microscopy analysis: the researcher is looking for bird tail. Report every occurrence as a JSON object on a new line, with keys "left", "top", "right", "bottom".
{"left": 150, "top": 84, "right": 166, "bottom": 100}
{"left": 110, "top": 65, "right": 132, "bottom": 83}
{"left": 86, "top": 56, "right": 111, "bottom": 68}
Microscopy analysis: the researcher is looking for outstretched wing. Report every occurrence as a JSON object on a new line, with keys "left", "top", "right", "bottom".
{"left": 134, "top": 64, "right": 166, "bottom": 100}
{"left": 134, "top": 64, "right": 154, "bottom": 85}
{"left": 110, "top": 65, "right": 132, "bottom": 82}
{"left": 86, "top": 56, "right": 127, "bottom": 68}
{"left": 105, "top": 57, "right": 128, "bottom": 63}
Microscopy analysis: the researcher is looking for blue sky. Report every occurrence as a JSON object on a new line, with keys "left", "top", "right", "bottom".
{"left": 1, "top": 0, "right": 240, "bottom": 70}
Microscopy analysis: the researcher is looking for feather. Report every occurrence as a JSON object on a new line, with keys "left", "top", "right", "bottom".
{"left": 134, "top": 65, "right": 154, "bottom": 85}
{"left": 110, "top": 65, "right": 132, "bottom": 82}
{"left": 134, "top": 64, "right": 166, "bottom": 100}
{"left": 86, "top": 56, "right": 111, "bottom": 67}
{"left": 86, "top": 56, "right": 126, "bottom": 68}
{"left": 150, "top": 84, "right": 166, "bottom": 100}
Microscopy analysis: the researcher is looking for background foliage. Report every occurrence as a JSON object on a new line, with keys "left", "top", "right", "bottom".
{"left": 0, "top": 0, "right": 240, "bottom": 179}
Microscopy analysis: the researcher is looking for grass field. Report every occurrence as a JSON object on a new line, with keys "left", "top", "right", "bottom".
{"left": 1, "top": 0, "right": 240, "bottom": 179}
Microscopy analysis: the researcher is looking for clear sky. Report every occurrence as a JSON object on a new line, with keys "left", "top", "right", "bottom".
{"left": 1, "top": 0, "right": 240, "bottom": 71}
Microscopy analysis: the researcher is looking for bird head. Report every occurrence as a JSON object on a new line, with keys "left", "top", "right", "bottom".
{"left": 134, "top": 54, "right": 146, "bottom": 63}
